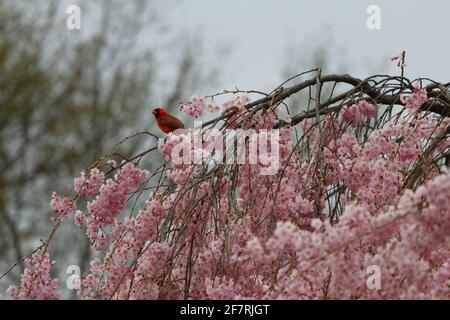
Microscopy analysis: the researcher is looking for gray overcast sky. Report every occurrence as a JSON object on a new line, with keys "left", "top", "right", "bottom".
{"left": 168, "top": 0, "right": 450, "bottom": 91}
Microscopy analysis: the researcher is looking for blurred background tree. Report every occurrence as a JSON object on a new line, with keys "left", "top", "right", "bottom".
{"left": 0, "top": 0, "right": 217, "bottom": 294}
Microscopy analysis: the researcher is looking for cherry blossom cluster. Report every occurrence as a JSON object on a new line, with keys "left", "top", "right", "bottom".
{"left": 238, "top": 169, "right": 450, "bottom": 299}
{"left": 84, "top": 163, "right": 149, "bottom": 249}
{"left": 6, "top": 80, "right": 450, "bottom": 300}
{"left": 341, "top": 100, "right": 377, "bottom": 125}
{"left": 400, "top": 84, "right": 428, "bottom": 113}
{"left": 50, "top": 192, "right": 76, "bottom": 223}
{"left": 7, "top": 253, "right": 59, "bottom": 300}
{"left": 73, "top": 168, "right": 105, "bottom": 196}
{"left": 180, "top": 95, "right": 222, "bottom": 118}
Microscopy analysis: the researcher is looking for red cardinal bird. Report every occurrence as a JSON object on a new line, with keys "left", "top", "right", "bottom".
{"left": 152, "top": 107, "right": 185, "bottom": 134}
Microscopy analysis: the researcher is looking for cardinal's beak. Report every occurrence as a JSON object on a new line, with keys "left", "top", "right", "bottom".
{"left": 152, "top": 110, "right": 157, "bottom": 116}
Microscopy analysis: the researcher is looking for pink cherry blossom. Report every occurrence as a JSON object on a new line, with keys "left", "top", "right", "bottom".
{"left": 7, "top": 79, "right": 450, "bottom": 300}
{"left": 74, "top": 168, "right": 105, "bottom": 196}
{"left": 400, "top": 84, "right": 428, "bottom": 112}
{"left": 7, "top": 253, "right": 59, "bottom": 300}
{"left": 50, "top": 192, "right": 76, "bottom": 223}
{"left": 180, "top": 95, "right": 207, "bottom": 118}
